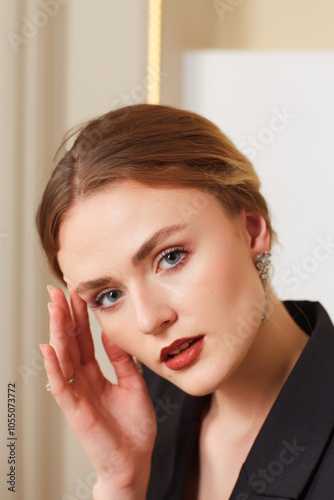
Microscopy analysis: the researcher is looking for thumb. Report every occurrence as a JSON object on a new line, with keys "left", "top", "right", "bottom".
{"left": 101, "top": 332, "right": 144, "bottom": 389}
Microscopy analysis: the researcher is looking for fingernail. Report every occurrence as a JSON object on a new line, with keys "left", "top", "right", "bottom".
{"left": 47, "top": 302, "right": 53, "bottom": 311}
{"left": 47, "top": 284, "right": 53, "bottom": 294}
{"left": 39, "top": 344, "right": 45, "bottom": 354}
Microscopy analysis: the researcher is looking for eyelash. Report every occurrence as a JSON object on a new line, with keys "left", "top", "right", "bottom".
{"left": 90, "top": 246, "right": 190, "bottom": 312}
{"left": 157, "top": 246, "right": 190, "bottom": 273}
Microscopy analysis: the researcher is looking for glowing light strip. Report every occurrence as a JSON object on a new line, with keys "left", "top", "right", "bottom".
{"left": 147, "top": 0, "right": 162, "bottom": 104}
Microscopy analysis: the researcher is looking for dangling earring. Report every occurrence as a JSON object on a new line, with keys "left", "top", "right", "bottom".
{"left": 256, "top": 251, "right": 271, "bottom": 322}
{"left": 133, "top": 356, "right": 143, "bottom": 375}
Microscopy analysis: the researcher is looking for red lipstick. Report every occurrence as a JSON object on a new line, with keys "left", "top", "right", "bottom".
{"left": 160, "top": 335, "right": 205, "bottom": 371}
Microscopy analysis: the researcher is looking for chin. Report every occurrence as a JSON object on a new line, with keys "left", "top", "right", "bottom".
{"left": 170, "top": 372, "right": 224, "bottom": 398}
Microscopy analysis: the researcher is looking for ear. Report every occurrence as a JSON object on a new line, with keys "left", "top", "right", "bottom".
{"left": 242, "top": 209, "right": 271, "bottom": 255}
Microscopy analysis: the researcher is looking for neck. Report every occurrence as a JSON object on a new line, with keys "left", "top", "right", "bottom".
{"left": 209, "top": 291, "right": 309, "bottom": 438}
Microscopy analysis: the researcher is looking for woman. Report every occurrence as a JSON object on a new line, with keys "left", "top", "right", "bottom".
{"left": 37, "top": 104, "right": 334, "bottom": 500}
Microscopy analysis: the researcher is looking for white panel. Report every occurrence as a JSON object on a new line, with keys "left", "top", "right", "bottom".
{"left": 182, "top": 51, "right": 334, "bottom": 322}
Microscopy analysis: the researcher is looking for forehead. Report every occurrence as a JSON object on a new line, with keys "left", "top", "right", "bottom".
{"left": 57, "top": 181, "right": 226, "bottom": 285}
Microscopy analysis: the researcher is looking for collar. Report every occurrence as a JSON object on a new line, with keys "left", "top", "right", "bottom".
{"left": 144, "top": 301, "right": 334, "bottom": 500}
{"left": 230, "top": 301, "right": 334, "bottom": 499}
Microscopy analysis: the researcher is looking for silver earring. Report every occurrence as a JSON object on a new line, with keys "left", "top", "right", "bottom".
{"left": 133, "top": 357, "right": 143, "bottom": 375}
{"left": 256, "top": 251, "right": 271, "bottom": 322}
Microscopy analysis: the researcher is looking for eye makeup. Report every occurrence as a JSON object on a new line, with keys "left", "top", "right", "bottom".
{"left": 89, "top": 245, "right": 191, "bottom": 313}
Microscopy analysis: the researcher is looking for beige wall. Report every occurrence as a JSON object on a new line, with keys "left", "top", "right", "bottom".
{"left": 2, "top": 1, "right": 333, "bottom": 499}
{"left": 161, "top": 0, "right": 334, "bottom": 105}
{"left": 1, "top": 2, "right": 148, "bottom": 499}
{"left": 64, "top": 1, "right": 148, "bottom": 128}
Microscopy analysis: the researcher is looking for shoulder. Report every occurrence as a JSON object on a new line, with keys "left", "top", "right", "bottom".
{"left": 236, "top": 300, "right": 334, "bottom": 499}
{"left": 283, "top": 300, "right": 333, "bottom": 336}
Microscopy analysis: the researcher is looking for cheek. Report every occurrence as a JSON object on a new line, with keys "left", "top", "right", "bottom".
{"left": 93, "top": 312, "right": 137, "bottom": 354}
{"left": 181, "top": 245, "right": 251, "bottom": 304}
{"left": 187, "top": 247, "right": 264, "bottom": 330}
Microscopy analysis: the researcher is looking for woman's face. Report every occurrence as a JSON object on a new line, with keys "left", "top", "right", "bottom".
{"left": 58, "top": 180, "right": 269, "bottom": 396}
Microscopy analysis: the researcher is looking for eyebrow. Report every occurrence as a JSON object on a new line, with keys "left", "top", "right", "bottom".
{"left": 74, "top": 223, "right": 188, "bottom": 295}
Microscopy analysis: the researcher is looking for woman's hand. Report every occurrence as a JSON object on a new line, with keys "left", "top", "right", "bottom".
{"left": 40, "top": 286, "right": 156, "bottom": 500}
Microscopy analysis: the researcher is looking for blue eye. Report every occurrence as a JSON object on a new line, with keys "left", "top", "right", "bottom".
{"left": 159, "top": 249, "right": 187, "bottom": 270}
{"left": 164, "top": 251, "right": 182, "bottom": 266}
{"left": 99, "top": 290, "right": 123, "bottom": 308}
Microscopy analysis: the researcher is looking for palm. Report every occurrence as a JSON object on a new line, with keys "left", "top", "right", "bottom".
{"left": 42, "top": 286, "right": 156, "bottom": 487}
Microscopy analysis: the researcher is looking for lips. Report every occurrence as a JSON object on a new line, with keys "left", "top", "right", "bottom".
{"left": 160, "top": 335, "right": 204, "bottom": 362}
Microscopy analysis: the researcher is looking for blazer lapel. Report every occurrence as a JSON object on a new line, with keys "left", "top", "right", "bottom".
{"left": 231, "top": 301, "right": 334, "bottom": 499}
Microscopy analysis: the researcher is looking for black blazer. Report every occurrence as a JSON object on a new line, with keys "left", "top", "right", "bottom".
{"left": 143, "top": 301, "right": 334, "bottom": 499}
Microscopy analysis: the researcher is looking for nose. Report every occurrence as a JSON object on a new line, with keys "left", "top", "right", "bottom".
{"left": 132, "top": 284, "right": 177, "bottom": 335}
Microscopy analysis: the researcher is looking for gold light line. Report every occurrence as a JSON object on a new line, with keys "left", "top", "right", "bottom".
{"left": 147, "top": 0, "right": 162, "bottom": 104}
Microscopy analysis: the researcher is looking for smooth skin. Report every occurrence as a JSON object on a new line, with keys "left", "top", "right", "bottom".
{"left": 41, "top": 286, "right": 156, "bottom": 500}
{"left": 41, "top": 181, "right": 308, "bottom": 499}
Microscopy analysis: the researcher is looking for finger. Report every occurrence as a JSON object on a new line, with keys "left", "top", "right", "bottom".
{"left": 48, "top": 286, "right": 81, "bottom": 367}
{"left": 41, "top": 345, "right": 122, "bottom": 474}
{"left": 48, "top": 303, "right": 76, "bottom": 381}
{"left": 101, "top": 332, "right": 144, "bottom": 390}
{"left": 68, "top": 285, "right": 95, "bottom": 365}
{"left": 41, "top": 345, "right": 100, "bottom": 436}
{"left": 40, "top": 344, "right": 78, "bottom": 411}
